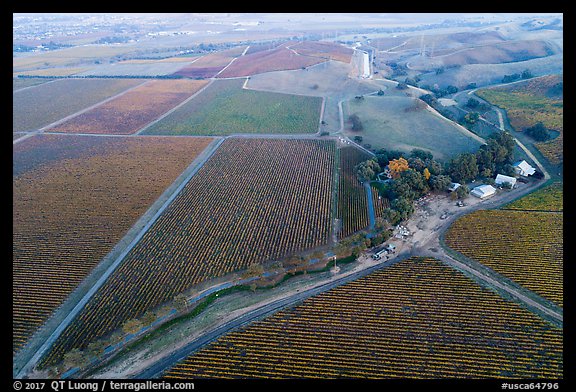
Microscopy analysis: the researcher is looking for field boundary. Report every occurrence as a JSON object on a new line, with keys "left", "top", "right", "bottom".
{"left": 13, "top": 137, "right": 224, "bottom": 379}
{"left": 134, "top": 79, "right": 214, "bottom": 135}
{"left": 39, "top": 80, "right": 151, "bottom": 132}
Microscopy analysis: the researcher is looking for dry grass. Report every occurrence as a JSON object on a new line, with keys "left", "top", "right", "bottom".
{"left": 438, "top": 40, "right": 555, "bottom": 67}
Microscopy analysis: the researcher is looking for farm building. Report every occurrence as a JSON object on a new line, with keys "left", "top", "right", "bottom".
{"left": 447, "top": 182, "right": 461, "bottom": 192}
{"left": 513, "top": 160, "right": 536, "bottom": 177}
{"left": 470, "top": 184, "right": 497, "bottom": 199}
{"left": 495, "top": 174, "right": 517, "bottom": 188}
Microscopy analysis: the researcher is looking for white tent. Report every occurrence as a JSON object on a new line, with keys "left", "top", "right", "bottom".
{"left": 495, "top": 174, "right": 517, "bottom": 188}
{"left": 470, "top": 184, "right": 497, "bottom": 199}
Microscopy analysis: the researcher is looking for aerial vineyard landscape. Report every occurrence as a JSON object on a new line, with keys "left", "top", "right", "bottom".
{"left": 475, "top": 74, "right": 563, "bottom": 165}
{"left": 13, "top": 134, "right": 214, "bottom": 352}
{"left": 164, "top": 257, "right": 562, "bottom": 379}
{"left": 13, "top": 12, "right": 563, "bottom": 386}
{"left": 445, "top": 206, "right": 563, "bottom": 307}
{"left": 337, "top": 146, "right": 372, "bottom": 238}
{"left": 13, "top": 78, "right": 145, "bottom": 132}
{"left": 48, "top": 79, "right": 209, "bottom": 134}
{"left": 215, "top": 44, "right": 326, "bottom": 78}
{"left": 142, "top": 78, "right": 323, "bottom": 135}
{"left": 40, "top": 138, "right": 335, "bottom": 368}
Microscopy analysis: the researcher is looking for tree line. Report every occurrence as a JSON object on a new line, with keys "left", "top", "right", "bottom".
{"left": 354, "top": 130, "right": 529, "bottom": 226}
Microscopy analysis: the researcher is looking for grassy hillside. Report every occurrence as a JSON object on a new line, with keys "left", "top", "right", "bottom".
{"left": 476, "top": 74, "right": 563, "bottom": 164}
{"left": 343, "top": 95, "right": 483, "bottom": 161}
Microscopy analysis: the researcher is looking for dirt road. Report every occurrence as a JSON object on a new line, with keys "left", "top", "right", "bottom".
{"left": 122, "top": 176, "right": 559, "bottom": 380}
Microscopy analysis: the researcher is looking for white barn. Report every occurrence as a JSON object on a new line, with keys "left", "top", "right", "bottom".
{"left": 470, "top": 184, "right": 497, "bottom": 199}
{"left": 513, "top": 160, "right": 536, "bottom": 177}
{"left": 495, "top": 174, "right": 517, "bottom": 188}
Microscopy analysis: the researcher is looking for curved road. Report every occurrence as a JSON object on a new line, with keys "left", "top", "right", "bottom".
{"left": 133, "top": 255, "right": 406, "bottom": 379}
{"left": 131, "top": 173, "right": 561, "bottom": 380}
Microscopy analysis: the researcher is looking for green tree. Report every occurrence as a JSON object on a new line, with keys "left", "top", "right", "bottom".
{"left": 476, "top": 147, "right": 495, "bottom": 174}
{"left": 480, "top": 167, "right": 492, "bottom": 178}
{"left": 419, "top": 94, "right": 437, "bottom": 106}
{"left": 375, "top": 149, "right": 405, "bottom": 168}
{"left": 63, "top": 348, "right": 89, "bottom": 370}
{"left": 405, "top": 77, "right": 418, "bottom": 87}
{"left": 466, "top": 98, "right": 480, "bottom": 108}
{"left": 396, "top": 82, "right": 408, "bottom": 90}
{"left": 486, "top": 138, "right": 509, "bottom": 164}
{"left": 349, "top": 114, "right": 364, "bottom": 131}
{"left": 141, "top": 310, "right": 157, "bottom": 326}
{"left": 353, "top": 135, "right": 363, "bottom": 143}
{"left": 448, "top": 153, "right": 478, "bottom": 183}
{"left": 446, "top": 85, "right": 458, "bottom": 94}
{"left": 525, "top": 122, "right": 550, "bottom": 141}
{"left": 400, "top": 169, "right": 429, "bottom": 199}
{"left": 464, "top": 112, "right": 480, "bottom": 124}
{"left": 455, "top": 184, "right": 470, "bottom": 199}
{"left": 407, "top": 157, "right": 426, "bottom": 173}
{"left": 410, "top": 149, "right": 433, "bottom": 161}
{"left": 390, "top": 177, "right": 413, "bottom": 200}
{"left": 429, "top": 174, "right": 452, "bottom": 191}
{"left": 489, "top": 131, "right": 515, "bottom": 162}
{"left": 391, "top": 197, "right": 414, "bottom": 221}
{"left": 521, "top": 69, "right": 533, "bottom": 79}
{"left": 87, "top": 340, "right": 105, "bottom": 358}
{"left": 424, "top": 158, "right": 443, "bottom": 175}
{"left": 356, "top": 159, "right": 381, "bottom": 182}
{"left": 122, "top": 319, "right": 143, "bottom": 335}
{"left": 243, "top": 263, "right": 264, "bottom": 278}
{"left": 501, "top": 163, "right": 516, "bottom": 177}
{"left": 383, "top": 208, "right": 402, "bottom": 226}
{"left": 173, "top": 294, "right": 188, "bottom": 314}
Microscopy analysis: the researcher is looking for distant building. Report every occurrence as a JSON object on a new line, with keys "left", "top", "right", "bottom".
{"left": 513, "top": 160, "right": 536, "bottom": 177}
{"left": 470, "top": 184, "right": 497, "bottom": 199}
{"left": 495, "top": 174, "right": 517, "bottom": 188}
{"left": 447, "top": 182, "right": 461, "bottom": 192}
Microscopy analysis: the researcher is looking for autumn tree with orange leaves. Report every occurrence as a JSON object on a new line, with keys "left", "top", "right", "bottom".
{"left": 388, "top": 158, "right": 409, "bottom": 179}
